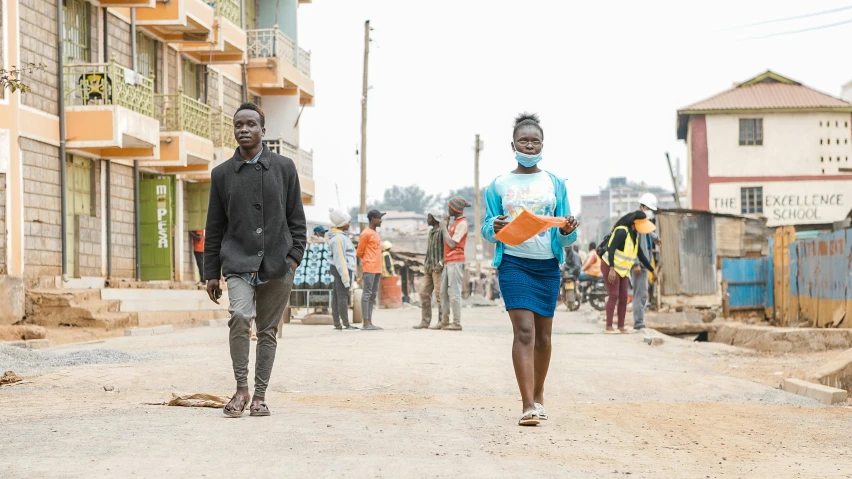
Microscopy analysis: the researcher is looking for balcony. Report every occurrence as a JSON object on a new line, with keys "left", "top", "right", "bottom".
{"left": 174, "top": 107, "right": 236, "bottom": 181}
{"left": 140, "top": 93, "right": 214, "bottom": 171}
{"left": 63, "top": 59, "right": 159, "bottom": 160}
{"left": 246, "top": 28, "right": 314, "bottom": 104}
{"left": 263, "top": 139, "right": 315, "bottom": 204}
{"left": 134, "top": 0, "right": 215, "bottom": 44}
{"left": 178, "top": 0, "right": 246, "bottom": 64}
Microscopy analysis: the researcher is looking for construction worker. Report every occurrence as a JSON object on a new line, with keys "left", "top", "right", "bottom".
{"left": 602, "top": 211, "right": 655, "bottom": 334}
{"left": 381, "top": 241, "right": 396, "bottom": 278}
{"left": 633, "top": 193, "right": 662, "bottom": 330}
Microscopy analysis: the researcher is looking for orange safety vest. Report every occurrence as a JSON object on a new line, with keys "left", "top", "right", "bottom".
{"left": 587, "top": 251, "right": 602, "bottom": 277}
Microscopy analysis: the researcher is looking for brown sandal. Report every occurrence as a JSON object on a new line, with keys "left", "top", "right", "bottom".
{"left": 250, "top": 400, "right": 270, "bottom": 417}
{"left": 223, "top": 393, "right": 250, "bottom": 418}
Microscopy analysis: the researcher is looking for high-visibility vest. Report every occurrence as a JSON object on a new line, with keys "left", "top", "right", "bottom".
{"left": 587, "top": 252, "right": 602, "bottom": 277}
{"left": 602, "top": 226, "right": 638, "bottom": 278}
{"left": 381, "top": 251, "right": 396, "bottom": 277}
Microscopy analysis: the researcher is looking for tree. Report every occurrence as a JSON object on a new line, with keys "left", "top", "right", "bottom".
{"left": 0, "top": 63, "right": 47, "bottom": 94}
{"left": 380, "top": 185, "right": 434, "bottom": 214}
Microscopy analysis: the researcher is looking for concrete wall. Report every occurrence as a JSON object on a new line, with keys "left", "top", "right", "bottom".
{"left": 706, "top": 112, "right": 852, "bottom": 177}
{"left": 258, "top": 0, "right": 298, "bottom": 39}
{"left": 19, "top": 0, "right": 59, "bottom": 115}
{"left": 21, "top": 138, "right": 62, "bottom": 280}
{"left": 709, "top": 181, "right": 852, "bottom": 226}
{"left": 0, "top": 276, "right": 25, "bottom": 326}
{"left": 110, "top": 163, "right": 136, "bottom": 279}
{"left": 107, "top": 12, "right": 133, "bottom": 68}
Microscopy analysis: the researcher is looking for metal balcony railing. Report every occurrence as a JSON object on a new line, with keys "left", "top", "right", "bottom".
{"left": 212, "top": 108, "right": 238, "bottom": 150}
{"left": 63, "top": 58, "right": 155, "bottom": 118}
{"left": 154, "top": 92, "right": 212, "bottom": 139}
{"left": 247, "top": 28, "right": 311, "bottom": 78}
{"left": 263, "top": 139, "right": 313, "bottom": 177}
{"left": 211, "top": 0, "right": 241, "bottom": 26}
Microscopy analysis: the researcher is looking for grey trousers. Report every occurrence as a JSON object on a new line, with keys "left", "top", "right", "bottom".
{"left": 227, "top": 274, "right": 293, "bottom": 397}
{"left": 440, "top": 262, "right": 464, "bottom": 325}
{"left": 361, "top": 272, "right": 381, "bottom": 321}
{"left": 330, "top": 266, "right": 352, "bottom": 327}
{"left": 631, "top": 267, "right": 649, "bottom": 328}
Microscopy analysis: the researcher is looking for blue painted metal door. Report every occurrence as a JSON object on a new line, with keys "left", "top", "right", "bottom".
{"left": 722, "top": 257, "right": 772, "bottom": 311}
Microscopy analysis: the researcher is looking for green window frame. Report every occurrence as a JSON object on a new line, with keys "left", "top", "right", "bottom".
{"left": 137, "top": 32, "right": 158, "bottom": 88}
{"left": 63, "top": 0, "right": 90, "bottom": 63}
{"left": 66, "top": 155, "right": 95, "bottom": 217}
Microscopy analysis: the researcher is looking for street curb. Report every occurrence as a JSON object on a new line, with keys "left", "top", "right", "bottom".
{"left": 782, "top": 378, "right": 847, "bottom": 405}
{"left": 203, "top": 319, "right": 229, "bottom": 327}
{"left": 123, "top": 325, "right": 174, "bottom": 337}
{"left": 3, "top": 339, "right": 51, "bottom": 349}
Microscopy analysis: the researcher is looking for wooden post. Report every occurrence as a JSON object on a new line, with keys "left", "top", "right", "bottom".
{"left": 359, "top": 20, "right": 371, "bottom": 231}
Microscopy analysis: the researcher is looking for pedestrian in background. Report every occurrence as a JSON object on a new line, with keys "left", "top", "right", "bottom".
{"left": 204, "top": 102, "right": 306, "bottom": 418}
{"left": 601, "top": 211, "right": 655, "bottom": 334}
{"left": 328, "top": 209, "right": 358, "bottom": 330}
{"left": 190, "top": 229, "right": 205, "bottom": 284}
{"left": 482, "top": 112, "right": 578, "bottom": 426}
{"left": 437, "top": 196, "right": 471, "bottom": 331}
{"left": 578, "top": 242, "right": 602, "bottom": 282}
{"left": 415, "top": 210, "right": 444, "bottom": 329}
{"left": 310, "top": 225, "right": 328, "bottom": 244}
{"left": 356, "top": 209, "right": 385, "bottom": 330}
{"left": 381, "top": 241, "right": 396, "bottom": 277}
{"left": 632, "top": 193, "right": 662, "bottom": 330}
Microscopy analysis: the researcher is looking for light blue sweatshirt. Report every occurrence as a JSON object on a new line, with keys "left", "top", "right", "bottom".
{"left": 481, "top": 170, "right": 577, "bottom": 267}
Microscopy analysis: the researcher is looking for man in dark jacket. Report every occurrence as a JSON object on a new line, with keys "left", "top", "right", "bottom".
{"left": 204, "top": 102, "right": 306, "bottom": 418}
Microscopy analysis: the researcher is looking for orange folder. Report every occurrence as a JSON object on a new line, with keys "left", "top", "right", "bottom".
{"left": 494, "top": 209, "right": 567, "bottom": 246}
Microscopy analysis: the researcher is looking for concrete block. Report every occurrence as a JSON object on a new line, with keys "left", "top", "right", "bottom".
{"left": 782, "top": 378, "right": 847, "bottom": 405}
{"left": 713, "top": 324, "right": 852, "bottom": 353}
{"left": 152, "top": 325, "right": 173, "bottom": 335}
{"left": 124, "top": 328, "right": 154, "bottom": 337}
{"left": 0, "top": 276, "right": 26, "bottom": 326}
{"left": 301, "top": 314, "right": 334, "bottom": 326}
{"left": 807, "top": 348, "right": 852, "bottom": 391}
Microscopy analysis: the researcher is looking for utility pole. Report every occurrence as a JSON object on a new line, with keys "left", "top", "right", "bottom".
{"left": 359, "top": 20, "right": 371, "bottom": 231}
{"left": 665, "top": 152, "right": 682, "bottom": 208}
{"left": 473, "top": 134, "right": 483, "bottom": 274}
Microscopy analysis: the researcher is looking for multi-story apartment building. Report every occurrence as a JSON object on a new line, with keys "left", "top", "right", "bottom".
{"left": 677, "top": 71, "right": 852, "bottom": 228}
{"left": 578, "top": 177, "right": 678, "bottom": 244}
{"left": 0, "top": 0, "right": 315, "bottom": 322}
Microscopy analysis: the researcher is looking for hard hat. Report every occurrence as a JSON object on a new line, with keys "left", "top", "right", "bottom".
{"left": 382, "top": 241, "right": 393, "bottom": 251}
{"left": 638, "top": 193, "right": 658, "bottom": 211}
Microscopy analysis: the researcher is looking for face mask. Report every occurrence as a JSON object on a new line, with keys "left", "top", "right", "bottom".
{"left": 645, "top": 210, "right": 655, "bottom": 220}
{"left": 513, "top": 145, "right": 543, "bottom": 168}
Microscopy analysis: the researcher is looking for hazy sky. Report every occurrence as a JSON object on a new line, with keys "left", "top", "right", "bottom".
{"left": 295, "top": 0, "right": 852, "bottom": 223}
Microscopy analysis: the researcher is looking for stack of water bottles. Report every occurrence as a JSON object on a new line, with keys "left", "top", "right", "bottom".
{"left": 293, "top": 243, "right": 335, "bottom": 289}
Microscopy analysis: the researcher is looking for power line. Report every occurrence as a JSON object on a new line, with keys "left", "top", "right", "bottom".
{"left": 749, "top": 17, "right": 852, "bottom": 39}
{"left": 722, "top": 5, "right": 852, "bottom": 31}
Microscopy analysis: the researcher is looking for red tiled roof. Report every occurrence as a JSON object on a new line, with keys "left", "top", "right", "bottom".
{"left": 679, "top": 72, "right": 852, "bottom": 112}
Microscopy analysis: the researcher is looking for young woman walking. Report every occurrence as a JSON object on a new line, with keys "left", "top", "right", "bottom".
{"left": 601, "top": 211, "right": 655, "bottom": 334}
{"left": 482, "top": 113, "right": 579, "bottom": 426}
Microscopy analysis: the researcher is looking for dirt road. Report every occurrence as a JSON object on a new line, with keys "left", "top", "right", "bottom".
{"left": 1, "top": 306, "right": 851, "bottom": 478}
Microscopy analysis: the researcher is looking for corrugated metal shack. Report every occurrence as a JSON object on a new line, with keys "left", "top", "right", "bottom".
{"left": 657, "top": 210, "right": 771, "bottom": 307}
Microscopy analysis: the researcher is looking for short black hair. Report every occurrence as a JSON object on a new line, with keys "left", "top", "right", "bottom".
{"left": 513, "top": 112, "right": 543, "bottom": 139}
{"left": 234, "top": 102, "right": 265, "bottom": 127}
{"left": 588, "top": 242, "right": 597, "bottom": 251}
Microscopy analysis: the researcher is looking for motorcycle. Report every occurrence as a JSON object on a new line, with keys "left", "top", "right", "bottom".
{"left": 581, "top": 277, "right": 608, "bottom": 312}
{"left": 559, "top": 267, "right": 581, "bottom": 311}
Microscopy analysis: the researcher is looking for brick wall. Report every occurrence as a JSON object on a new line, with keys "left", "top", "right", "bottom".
{"left": 223, "top": 77, "right": 243, "bottom": 118}
{"left": 107, "top": 12, "right": 132, "bottom": 68}
{"left": 21, "top": 139, "right": 62, "bottom": 280}
{"left": 0, "top": 174, "right": 6, "bottom": 274}
{"left": 207, "top": 69, "right": 220, "bottom": 109}
{"left": 19, "top": 0, "right": 59, "bottom": 115}
{"left": 155, "top": 39, "right": 164, "bottom": 93}
{"left": 110, "top": 163, "right": 136, "bottom": 279}
{"left": 77, "top": 161, "right": 102, "bottom": 277}
{"left": 89, "top": 3, "right": 99, "bottom": 64}
{"left": 167, "top": 48, "right": 178, "bottom": 94}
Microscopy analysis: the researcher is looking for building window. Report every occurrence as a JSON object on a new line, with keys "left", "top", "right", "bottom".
{"left": 66, "top": 155, "right": 94, "bottom": 217}
{"left": 63, "top": 0, "right": 90, "bottom": 62}
{"left": 740, "top": 187, "right": 763, "bottom": 215}
{"left": 739, "top": 118, "right": 763, "bottom": 146}
{"left": 137, "top": 32, "right": 158, "bottom": 87}
{"left": 182, "top": 58, "right": 203, "bottom": 100}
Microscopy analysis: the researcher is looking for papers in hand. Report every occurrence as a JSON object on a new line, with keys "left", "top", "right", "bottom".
{"left": 494, "top": 209, "right": 568, "bottom": 247}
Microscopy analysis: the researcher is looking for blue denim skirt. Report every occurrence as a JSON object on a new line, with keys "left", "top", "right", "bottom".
{"left": 497, "top": 254, "right": 561, "bottom": 317}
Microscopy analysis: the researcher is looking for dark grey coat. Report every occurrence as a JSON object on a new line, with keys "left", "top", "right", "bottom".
{"left": 203, "top": 146, "right": 307, "bottom": 281}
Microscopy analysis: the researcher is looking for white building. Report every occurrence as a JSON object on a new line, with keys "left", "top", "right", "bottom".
{"left": 677, "top": 71, "right": 852, "bottom": 228}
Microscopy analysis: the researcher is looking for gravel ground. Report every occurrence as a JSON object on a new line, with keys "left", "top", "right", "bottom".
{"left": 0, "top": 346, "right": 162, "bottom": 375}
{"left": 1, "top": 305, "right": 851, "bottom": 478}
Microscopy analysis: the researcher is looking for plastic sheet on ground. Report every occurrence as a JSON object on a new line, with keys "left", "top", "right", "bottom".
{"left": 147, "top": 393, "right": 230, "bottom": 408}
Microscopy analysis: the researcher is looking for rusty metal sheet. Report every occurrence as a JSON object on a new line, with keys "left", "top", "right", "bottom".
{"left": 677, "top": 214, "right": 716, "bottom": 295}
{"left": 658, "top": 214, "right": 681, "bottom": 296}
{"left": 790, "top": 229, "right": 851, "bottom": 327}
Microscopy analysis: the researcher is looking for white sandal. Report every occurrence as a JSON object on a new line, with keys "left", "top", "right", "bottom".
{"left": 518, "top": 410, "right": 540, "bottom": 426}
{"left": 534, "top": 403, "right": 548, "bottom": 420}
